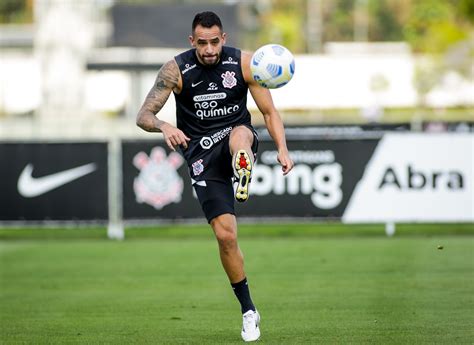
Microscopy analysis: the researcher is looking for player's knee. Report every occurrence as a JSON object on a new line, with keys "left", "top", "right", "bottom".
{"left": 216, "top": 227, "right": 237, "bottom": 246}
{"left": 212, "top": 219, "right": 238, "bottom": 250}
{"left": 230, "top": 126, "right": 253, "bottom": 145}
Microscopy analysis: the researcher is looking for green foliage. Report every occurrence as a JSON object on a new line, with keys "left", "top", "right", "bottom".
{"left": 321, "top": 0, "right": 354, "bottom": 42}
{"left": 0, "top": 0, "right": 31, "bottom": 24}
{"left": 457, "top": 0, "right": 474, "bottom": 23}
{"left": 424, "top": 21, "right": 467, "bottom": 53}
{"left": 368, "top": 0, "right": 405, "bottom": 41}
{"left": 404, "top": 0, "right": 467, "bottom": 53}
{"left": 256, "top": 0, "right": 306, "bottom": 52}
{"left": 254, "top": 0, "right": 473, "bottom": 54}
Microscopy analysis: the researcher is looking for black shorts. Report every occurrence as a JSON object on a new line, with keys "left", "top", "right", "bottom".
{"left": 190, "top": 128, "right": 258, "bottom": 223}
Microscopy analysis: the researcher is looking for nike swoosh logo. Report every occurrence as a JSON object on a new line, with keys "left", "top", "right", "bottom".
{"left": 191, "top": 81, "right": 204, "bottom": 87}
{"left": 17, "top": 163, "right": 97, "bottom": 198}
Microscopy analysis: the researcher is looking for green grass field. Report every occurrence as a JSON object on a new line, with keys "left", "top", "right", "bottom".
{"left": 1, "top": 223, "right": 473, "bottom": 344}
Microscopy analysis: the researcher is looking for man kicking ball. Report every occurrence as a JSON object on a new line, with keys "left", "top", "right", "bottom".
{"left": 136, "top": 11, "right": 293, "bottom": 342}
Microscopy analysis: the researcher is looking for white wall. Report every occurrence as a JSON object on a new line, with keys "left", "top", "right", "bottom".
{"left": 1, "top": 50, "right": 473, "bottom": 118}
{"left": 250, "top": 54, "right": 418, "bottom": 110}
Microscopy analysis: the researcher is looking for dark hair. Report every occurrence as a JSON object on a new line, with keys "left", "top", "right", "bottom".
{"left": 192, "top": 11, "right": 223, "bottom": 33}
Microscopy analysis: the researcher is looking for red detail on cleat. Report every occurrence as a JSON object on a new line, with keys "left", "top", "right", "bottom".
{"left": 239, "top": 154, "right": 247, "bottom": 169}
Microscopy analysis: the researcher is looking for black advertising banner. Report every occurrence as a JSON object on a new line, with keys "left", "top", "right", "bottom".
{"left": 122, "top": 139, "right": 379, "bottom": 220}
{"left": 237, "top": 140, "right": 379, "bottom": 218}
{"left": 0, "top": 142, "right": 108, "bottom": 221}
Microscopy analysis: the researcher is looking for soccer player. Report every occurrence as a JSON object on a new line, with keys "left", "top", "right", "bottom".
{"left": 136, "top": 11, "right": 293, "bottom": 342}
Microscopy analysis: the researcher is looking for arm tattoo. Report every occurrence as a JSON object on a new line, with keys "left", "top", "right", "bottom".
{"left": 136, "top": 60, "right": 180, "bottom": 132}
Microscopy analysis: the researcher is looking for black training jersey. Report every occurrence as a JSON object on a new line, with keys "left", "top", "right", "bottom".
{"left": 174, "top": 46, "right": 252, "bottom": 161}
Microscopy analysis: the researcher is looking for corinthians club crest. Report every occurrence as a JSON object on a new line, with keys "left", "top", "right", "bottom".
{"left": 221, "top": 71, "right": 237, "bottom": 89}
{"left": 133, "top": 147, "right": 184, "bottom": 210}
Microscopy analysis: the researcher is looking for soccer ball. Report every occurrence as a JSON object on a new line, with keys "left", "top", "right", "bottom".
{"left": 250, "top": 44, "right": 295, "bottom": 89}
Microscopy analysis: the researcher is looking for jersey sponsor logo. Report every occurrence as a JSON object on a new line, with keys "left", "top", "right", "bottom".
{"left": 196, "top": 101, "right": 240, "bottom": 120}
{"left": 222, "top": 57, "right": 238, "bottom": 65}
{"left": 194, "top": 100, "right": 240, "bottom": 120}
{"left": 207, "top": 82, "right": 218, "bottom": 91}
{"left": 182, "top": 63, "right": 197, "bottom": 74}
{"left": 199, "top": 126, "right": 233, "bottom": 149}
{"left": 191, "top": 80, "right": 204, "bottom": 87}
{"left": 193, "top": 93, "right": 226, "bottom": 102}
{"left": 17, "top": 163, "right": 97, "bottom": 198}
{"left": 192, "top": 159, "right": 204, "bottom": 176}
{"left": 221, "top": 71, "right": 237, "bottom": 89}
{"left": 133, "top": 147, "right": 184, "bottom": 210}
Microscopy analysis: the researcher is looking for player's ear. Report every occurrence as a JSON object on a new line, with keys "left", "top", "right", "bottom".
{"left": 222, "top": 32, "right": 227, "bottom": 45}
{"left": 189, "top": 35, "right": 195, "bottom": 47}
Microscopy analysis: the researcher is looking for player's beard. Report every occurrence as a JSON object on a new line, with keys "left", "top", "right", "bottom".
{"left": 199, "top": 52, "right": 220, "bottom": 66}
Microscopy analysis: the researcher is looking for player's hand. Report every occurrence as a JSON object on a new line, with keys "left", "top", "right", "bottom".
{"left": 159, "top": 123, "right": 191, "bottom": 151}
{"left": 277, "top": 150, "right": 294, "bottom": 176}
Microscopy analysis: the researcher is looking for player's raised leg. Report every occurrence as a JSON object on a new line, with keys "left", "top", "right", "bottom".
{"left": 230, "top": 126, "right": 254, "bottom": 203}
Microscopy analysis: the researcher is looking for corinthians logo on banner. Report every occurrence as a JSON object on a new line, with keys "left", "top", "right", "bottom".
{"left": 133, "top": 147, "right": 184, "bottom": 210}
{"left": 342, "top": 133, "right": 474, "bottom": 223}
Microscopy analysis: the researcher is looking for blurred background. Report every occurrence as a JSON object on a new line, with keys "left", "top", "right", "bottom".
{"left": 1, "top": 0, "right": 473, "bottom": 139}
{"left": 1, "top": 4, "right": 472, "bottom": 343}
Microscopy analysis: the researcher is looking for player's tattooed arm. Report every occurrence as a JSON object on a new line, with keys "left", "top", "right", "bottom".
{"left": 136, "top": 60, "right": 190, "bottom": 151}
{"left": 136, "top": 60, "right": 180, "bottom": 133}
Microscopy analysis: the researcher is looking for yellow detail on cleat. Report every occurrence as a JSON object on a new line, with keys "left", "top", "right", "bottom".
{"left": 234, "top": 150, "right": 252, "bottom": 203}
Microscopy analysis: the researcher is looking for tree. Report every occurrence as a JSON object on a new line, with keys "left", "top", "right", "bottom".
{"left": 0, "top": 0, "right": 32, "bottom": 24}
{"left": 404, "top": 0, "right": 468, "bottom": 53}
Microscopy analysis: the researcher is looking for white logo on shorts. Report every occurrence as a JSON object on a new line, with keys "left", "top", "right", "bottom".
{"left": 199, "top": 127, "right": 233, "bottom": 150}
{"left": 192, "top": 159, "right": 204, "bottom": 176}
{"left": 200, "top": 137, "right": 213, "bottom": 149}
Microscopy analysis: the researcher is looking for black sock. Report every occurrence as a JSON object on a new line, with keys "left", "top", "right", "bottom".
{"left": 231, "top": 277, "right": 256, "bottom": 314}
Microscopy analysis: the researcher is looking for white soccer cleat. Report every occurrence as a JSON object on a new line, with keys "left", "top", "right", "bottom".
{"left": 241, "top": 310, "right": 260, "bottom": 342}
{"left": 234, "top": 150, "right": 252, "bottom": 203}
